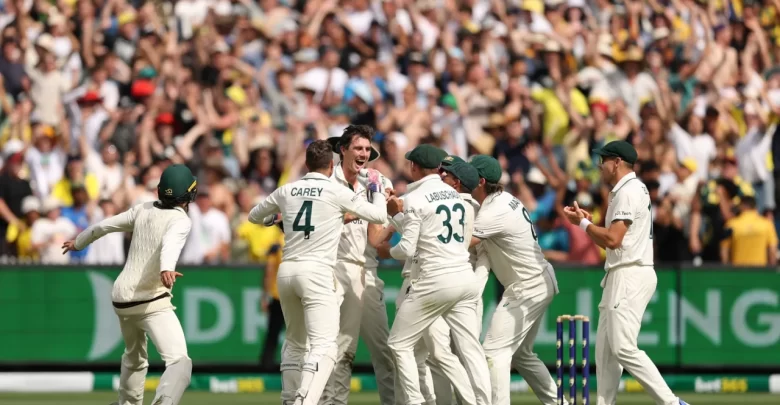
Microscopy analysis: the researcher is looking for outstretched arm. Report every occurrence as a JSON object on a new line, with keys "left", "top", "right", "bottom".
{"left": 67, "top": 206, "right": 138, "bottom": 252}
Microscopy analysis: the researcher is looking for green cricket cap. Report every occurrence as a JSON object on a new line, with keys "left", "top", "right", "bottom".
{"left": 441, "top": 161, "right": 480, "bottom": 191}
{"left": 158, "top": 164, "right": 198, "bottom": 203}
{"left": 405, "top": 144, "right": 448, "bottom": 169}
{"left": 592, "top": 140, "right": 638, "bottom": 164}
{"left": 440, "top": 155, "right": 465, "bottom": 167}
{"left": 469, "top": 155, "right": 502, "bottom": 183}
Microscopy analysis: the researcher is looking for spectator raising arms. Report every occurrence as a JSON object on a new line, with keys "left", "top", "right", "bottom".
{"left": 0, "top": 0, "right": 777, "bottom": 267}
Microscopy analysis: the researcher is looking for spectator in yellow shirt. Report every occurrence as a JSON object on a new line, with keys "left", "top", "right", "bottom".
{"left": 12, "top": 196, "right": 41, "bottom": 262}
{"left": 721, "top": 196, "right": 778, "bottom": 266}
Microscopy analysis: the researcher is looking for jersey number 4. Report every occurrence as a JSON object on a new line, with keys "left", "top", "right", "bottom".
{"left": 293, "top": 200, "right": 315, "bottom": 239}
{"left": 436, "top": 203, "right": 465, "bottom": 244}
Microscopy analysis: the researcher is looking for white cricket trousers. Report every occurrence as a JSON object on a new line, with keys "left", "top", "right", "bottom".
{"left": 320, "top": 261, "right": 396, "bottom": 405}
{"left": 596, "top": 266, "right": 678, "bottom": 405}
{"left": 116, "top": 306, "right": 191, "bottom": 405}
{"left": 431, "top": 282, "right": 486, "bottom": 405}
{"left": 278, "top": 261, "right": 340, "bottom": 405}
{"left": 395, "top": 277, "right": 477, "bottom": 405}
{"left": 483, "top": 267, "right": 560, "bottom": 405}
{"left": 389, "top": 269, "right": 491, "bottom": 405}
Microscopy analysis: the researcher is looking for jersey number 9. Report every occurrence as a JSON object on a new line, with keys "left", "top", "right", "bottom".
{"left": 436, "top": 203, "right": 465, "bottom": 244}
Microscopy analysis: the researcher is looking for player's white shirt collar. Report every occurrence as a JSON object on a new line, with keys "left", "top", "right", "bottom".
{"left": 610, "top": 171, "right": 637, "bottom": 193}
{"left": 406, "top": 174, "right": 442, "bottom": 193}
{"left": 302, "top": 172, "right": 330, "bottom": 181}
{"left": 332, "top": 163, "right": 349, "bottom": 185}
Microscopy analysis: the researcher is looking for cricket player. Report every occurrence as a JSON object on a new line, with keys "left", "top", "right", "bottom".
{"left": 248, "top": 140, "right": 389, "bottom": 405}
{"left": 386, "top": 144, "right": 491, "bottom": 405}
{"left": 61, "top": 164, "right": 198, "bottom": 405}
{"left": 320, "top": 126, "right": 396, "bottom": 405}
{"left": 361, "top": 171, "right": 399, "bottom": 405}
{"left": 561, "top": 141, "right": 689, "bottom": 405}
{"left": 468, "top": 155, "right": 562, "bottom": 405}
{"left": 431, "top": 157, "right": 486, "bottom": 405}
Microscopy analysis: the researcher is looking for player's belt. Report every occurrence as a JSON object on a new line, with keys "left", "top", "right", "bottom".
{"left": 112, "top": 292, "right": 172, "bottom": 309}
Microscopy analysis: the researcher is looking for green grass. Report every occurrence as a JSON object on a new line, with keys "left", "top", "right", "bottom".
{"left": 0, "top": 392, "right": 778, "bottom": 404}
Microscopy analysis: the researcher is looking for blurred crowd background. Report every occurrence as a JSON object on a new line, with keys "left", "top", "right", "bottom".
{"left": 0, "top": 0, "right": 778, "bottom": 268}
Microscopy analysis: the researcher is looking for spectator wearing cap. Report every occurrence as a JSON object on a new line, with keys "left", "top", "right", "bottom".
{"left": 689, "top": 149, "right": 754, "bottom": 262}
{"left": 590, "top": 44, "right": 658, "bottom": 123}
{"left": 721, "top": 194, "right": 777, "bottom": 266}
{"left": 72, "top": 90, "right": 109, "bottom": 151}
{"left": 13, "top": 196, "right": 42, "bottom": 262}
{"left": 30, "top": 196, "right": 77, "bottom": 264}
{"left": 25, "top": 33, "right": 73, "bottom": 126}
{"left": 0, "top": 152, "right": 33, "bottom": 258}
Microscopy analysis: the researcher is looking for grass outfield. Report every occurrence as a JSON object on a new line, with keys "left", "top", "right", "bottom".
{"left": 0, "top": 392, "right": 778, "bottom": 404}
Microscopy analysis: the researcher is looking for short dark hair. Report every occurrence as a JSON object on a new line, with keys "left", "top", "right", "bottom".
{"left": 741, "top": 195, "right": 757, "bottom": 209}
{"left": 306, "top": 140, "right": 333, "bottom": 171}
{"left": 338, "top": 125, "right": 374, "bottom": 155}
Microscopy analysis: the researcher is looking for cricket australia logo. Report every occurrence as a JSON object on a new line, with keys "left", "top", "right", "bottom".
{"left": 165, "top": 188, "right": 173, "bottom": 196}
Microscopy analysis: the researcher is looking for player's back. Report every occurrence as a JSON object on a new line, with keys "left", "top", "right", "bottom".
{"left": 115, "top": 201, "right": 191, "bottom": 303}
{"left": 276, "top": 174, "right": 359, "bottom": 266}
{"left": 405, "top": 175, "right": 471, "bottom": 277}
{"left": 474, "top": 191, "right": 547, "bottom": 287}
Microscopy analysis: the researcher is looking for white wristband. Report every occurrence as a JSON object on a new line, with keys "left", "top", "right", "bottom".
{"left": 579, "top": 218, "right": 592, "bottom": 232}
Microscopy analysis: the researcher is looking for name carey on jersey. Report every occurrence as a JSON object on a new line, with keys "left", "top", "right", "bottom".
{"left": 425, "top": 190, "right": 460, "bottom": 203}
{"left": 291, "top": 187, "right": 324, "bottom": 197}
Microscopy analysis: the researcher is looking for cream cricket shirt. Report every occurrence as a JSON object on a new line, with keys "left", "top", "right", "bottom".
{"left": 473, "top": 191, "right": 549, "bottom": 287}
{"left": 331, "top": 164, "right": 370, "bottom": 264}
{"left": 364, "top": 174, "right": 394, "bottom": 270}
{"left": 74, "top": 201, "right": 191, "bottom": 305}
{"left": 390, "top": 174, "right": 471, "bottom": 278}
{"left": 248, "top": 172, "right": 387, "bottom": 267}
{"left": 604, "top": 172, "right": 654, "bottom": 271}
{"left": 461, "top": 193, "right": 480, "bottom": 266}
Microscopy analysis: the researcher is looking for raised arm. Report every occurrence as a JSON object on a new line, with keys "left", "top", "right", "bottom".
{"left": 73, "top": 206, "right": 137, "bottom": 250}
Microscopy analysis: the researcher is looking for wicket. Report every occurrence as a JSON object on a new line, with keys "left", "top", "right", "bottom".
{"left": 556, "top": 315, "right": 590, "bottom": 405}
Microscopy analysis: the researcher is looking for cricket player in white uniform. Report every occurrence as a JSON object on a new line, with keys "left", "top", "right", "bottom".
{"left": 361, "top": 172, "right": 399, "bottom": 405}
{"left": 430, "top": 156, "right": 486, "bottom": 405}
{"left": 62, "top": 164, "right": 198, "bottom": 405}
{"left": 562, "top": 141, "right": 689, "bottom": 405}
{"left": 385, "top": 144, "right": 491, "bottom": 405}
{"left": 320, "top": 126, "right": 396, "bottom": 405}
{"left": 248, "top": 140, "right": 389, "bottom": 405}
{"left": 468, "top": 155, "right": 562, "bottom": 405}
{"left": 377, "top": 157, "right": 484, "bottom": 405}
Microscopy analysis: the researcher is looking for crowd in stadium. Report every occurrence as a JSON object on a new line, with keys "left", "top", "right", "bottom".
{"left": 0, "top": 0, "right": 777, "bottom": 267}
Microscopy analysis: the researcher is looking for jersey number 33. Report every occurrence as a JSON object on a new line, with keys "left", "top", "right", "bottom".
{"left": 436, "top": 203, "right": 465, "bottom": 244}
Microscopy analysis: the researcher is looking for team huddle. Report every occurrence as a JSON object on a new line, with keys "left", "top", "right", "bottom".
{"left": 61, "top": 125, "right": 690, "bottom": 405}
